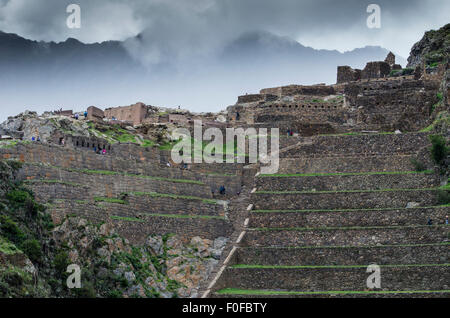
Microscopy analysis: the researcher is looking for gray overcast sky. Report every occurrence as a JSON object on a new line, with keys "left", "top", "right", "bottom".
{"left": 0, "top": 0, "right": 449, "bottom": 57}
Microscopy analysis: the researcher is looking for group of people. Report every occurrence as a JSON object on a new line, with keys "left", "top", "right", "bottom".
{"left": 93, "top": 146, "right": 107, "bottom": 155}
{"left": 166, "top": 161, "right": 189, "bottom": 170}
{"left": 74, "top": 111, "right": 88, "bottom": 120}
{"left": 427, "top": 216, "right": 448, "bottom": 226}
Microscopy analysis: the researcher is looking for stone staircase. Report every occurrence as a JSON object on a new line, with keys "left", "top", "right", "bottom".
{"left": 210, "top": 133, "right": 450, "bottom": 298}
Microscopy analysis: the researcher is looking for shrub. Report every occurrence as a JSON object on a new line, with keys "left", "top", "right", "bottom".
{"left": 410, "top": 158, "right": 426, "bottom": 172}
{"left": 429, "top": 135, "right": 448, "bottom": 165}
{"left": 21, "top": 239, "right": 42, "bottom": 263}
{"left": 73, "top": 283, "right": 97, "bottom": 298}
{"left": 0, "top": 215, "right": 25, "bottom": 245}
{"left": 53, "top": 251, "right": 70, "bottom": 275}
{"left": 6, "top": 190, "right": 31, "bottom": 204}
{"left": 2, "top": 271, "right": 23, "bottom": 287}
{"left": 437, "top": 190, "right": 450, "bottom": 205}
{"left": 107, "top": 290, "right": 122, "bottom": 298}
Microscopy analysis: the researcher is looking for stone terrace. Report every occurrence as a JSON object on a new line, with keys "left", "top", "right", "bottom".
{"left": 211, "top": 132, "right": 449, "bottom": 298}
{"left": 0, "top": 143, "right": 243, "bottom": 244}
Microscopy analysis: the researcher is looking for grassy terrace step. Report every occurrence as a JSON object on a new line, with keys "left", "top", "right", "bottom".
{"left": 278, "top": 132, "right": 430, "bottom": 157}
{"left": 277, "top": 154, "right": 423, "bottom": 174}
{"left": 66, "top": 193, "right": 226, "bottom": 217}
{"left": 128, "top": 192, "right": 221, "bottom": 205}
{"left": 234, "top": 243, "right": 450, "bottom": 266}
{"left": 254, "top": 187, "right": 440, "bottom": 194}
{"left": 214, "top": 265, "right": 449, "bottom": 291}
{"left": 23, "top": 179, "right": 86, "bottom": 188}
{"left": 258, "top": 170, "right": 434, "bottom": 178}
{"left": 213, "top": 289, "right": 450, "bottom": 298}
{"left": 111, "top": 213, "right": 226, "bottom": 221}
{"left": 243, "top": 225, "right": 449, "bottom": 247}
{"left": 109, "top": 213, "right": 233, "bottom": 244}
{"left": 249, "top": 206, "right": 449, "bottom": 228}
{"left": 20, "top": 163, "right": 214, "bottom": 198}
{"left": 252, "top": 188, "right": 439, "bottom": 210}
{"left": 255, "top": 171, "right": 439, "bottom": 192}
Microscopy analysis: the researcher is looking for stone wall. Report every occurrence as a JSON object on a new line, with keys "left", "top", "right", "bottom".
{"left": 214, "top": 266, "right": 448, "bottom": 291}
{"left": 87, "top": 106, "right": 104, "bottom": 122}
{"left": 243, "top": 226, "right": 448, "bottom": 247}
{"left": 337, "top": 66, "right": 361, "bottom": 84}
{"left": 253, "top": 190, "right": 438, "bottom": 210}
{"left": 18, "top": 164, "right": 214, "bottom": 198}
{"left": 249, "top": 207, "right": 448, "bottom": 228}
{"left": 276, "top": 155, "right": 425, "bottom": 174}
{"left": 104, "top": 102, "right": 148, "bottom": 125}
{"left": 235, "top": 243, "right": 449, "bottom": 266}
{"left": 361, "top": 61, "right": 391, "bottom": 80}
{"left": 281, "top": 133, "right": 431, "bottom": 158}
{"left": 44, "top": 200, "right": 231, "bottom": 244}
{"left": 256, "top": 173, "right": 439, "bottom": 191}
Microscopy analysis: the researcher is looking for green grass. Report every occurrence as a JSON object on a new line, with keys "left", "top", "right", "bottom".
{"left": 439, "top": 182, "right": 450, "bottom": 191}
{"left": 420, "top": 111, "right": 450, "bottom": 133}
{"left": 254, "top": 188, "right": 439, "bottom": 195}
{"left": 110, "top": 216, "right": 144, "bottom": 223}
{"left": 230, "top": 264, "right": 450, "bottom": 269}
{"left": 130, "top": 191, "right": 219, "bottom": 205}
{"left": 23, "top": 179, "right": 83, "bottom": 187}
{"left": 0, "top": 140, "right": 19, "bottom": 149}
{"left": 94, "top": 197, "right": 128, "bottom": 205}
{"left": 140, "top": 139, "right": 155, "bottom": 148}
{"left": 251, "top": 205, "right": 450, "bottom": 213}
{"left": 216, "top": 288, "right": 450, "bottom": 296}
{"left": 251, "top": 224, "right": 449, "bottom": 232}
{"left": 258, "top": 170, "right": 434, "bottom": 178}
{"left": 0, "top": 237, "right": 22, "bottom": 255}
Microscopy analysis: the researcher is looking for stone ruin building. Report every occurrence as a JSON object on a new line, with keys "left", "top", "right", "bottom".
{"left": 227, "top": 52, "right": 445, "bottom": 135}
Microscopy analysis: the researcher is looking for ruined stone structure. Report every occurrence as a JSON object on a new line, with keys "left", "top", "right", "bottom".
{"left": 385, "top": 51, "right": 396, "bottom": 67}
{"left": 87, "top": 106, "right": 105, "bottom": 122}
{"left": 104, "top": 102, "right": 149, "bottom": 125}
{"left": 228, "top": 51, "right": 444, "bottom": 135}
{"left": 337, "top": 52, "right": 397, "bottom": 84}
{"left": 54, "top": 109, "right": 73, "bottom": 117}
{"left": 361, "top": 61, "right": 392, "bottom": 80}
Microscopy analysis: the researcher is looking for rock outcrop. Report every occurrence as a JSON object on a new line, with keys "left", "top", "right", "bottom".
{"left": 407, "top": 23, "right": 450, "bottom": 68}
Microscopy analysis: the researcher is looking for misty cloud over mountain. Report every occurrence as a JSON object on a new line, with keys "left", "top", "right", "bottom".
{"left": 0, "top": 29, "right": 404, "bottom": 121}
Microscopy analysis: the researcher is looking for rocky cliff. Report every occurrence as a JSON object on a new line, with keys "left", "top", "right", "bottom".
{"left": 407, "top": 23, "right": 450, "bottom": 68}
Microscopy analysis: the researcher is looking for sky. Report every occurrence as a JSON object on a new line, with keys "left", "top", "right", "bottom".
{"left": 1, "top": 0, "right": 449, "bottom": 57}
{"left": 0, "top": 0, "right": 448, "bottom": 122}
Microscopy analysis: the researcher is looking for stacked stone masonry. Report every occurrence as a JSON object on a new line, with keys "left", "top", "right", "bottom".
{"left": 212, "top": 131, "right": 449, "bottom": 298}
